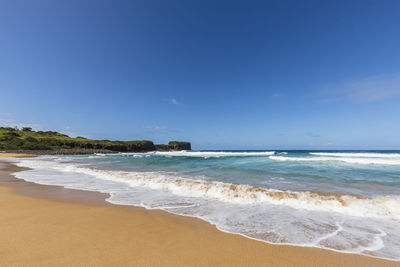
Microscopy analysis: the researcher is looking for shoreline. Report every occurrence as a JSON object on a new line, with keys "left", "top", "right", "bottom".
{"left": 0, "top": 157, "right": 398, "bottom": 266}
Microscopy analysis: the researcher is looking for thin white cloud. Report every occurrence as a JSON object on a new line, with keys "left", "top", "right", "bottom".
{"left": 58, "top": 125, "right": 88, "bottom": 138}
{"left": 0, "top": 118, "right": 42, "bottom": 130}
{"left": 305, "top": 132, "right": 321, "bottom": 138}
{"left": 348, "top": 73, "right": 400, "bottom": 103}
{"left": 270, "top": 93, "right": 282, "bottom": 99}
{"left": 143, "top": 125, "right": 166, "bottom": 131}
{"left": 0, "top": 118, "right": 13, "bottom": 125}
{"left": 62, "top": 131, "right": 85, "bottom": 138}
{"left": 318, "top": 72, "right": 400, "bottom": 103}
{"left": 163, "top": 98, "right": 181, "bottom": 105}
{"left": 0, "top": 114, "right": 41, "bottom": 129}
{"left": 0, "top": 118, "right": 87, "bottom": 138}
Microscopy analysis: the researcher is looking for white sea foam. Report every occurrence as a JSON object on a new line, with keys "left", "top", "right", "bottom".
{"left": 7, "top": 156, "right": 400, "bottom": 261}
{"left": 121, "top": 151, "right": 276, "bottom": 158}
{"left": 270, "top": 155, "right": 400, "bottom": 165}
{"left": 11, "top": 157, "right": 400, "bottom": 220}
{"left": 310, "top": 152, "right": 400, "bottom": 158}
{"left": 89, "top": 151, "right": 276, "bottom": 159}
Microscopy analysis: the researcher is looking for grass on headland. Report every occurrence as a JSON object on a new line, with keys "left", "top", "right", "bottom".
{"left": 0, "top": 127, "right": 190, "bottom": 153}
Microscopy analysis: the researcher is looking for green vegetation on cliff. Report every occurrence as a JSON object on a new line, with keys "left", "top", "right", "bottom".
{"left": 0, "top": 127, "right": 190, "bottom": 153}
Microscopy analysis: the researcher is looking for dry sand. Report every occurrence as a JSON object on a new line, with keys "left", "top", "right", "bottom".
{"left": 0, "top": 152, "right": 37, "bottom": 158}
{"left": 0, "top": 158, "right": 398, "bottom": 267}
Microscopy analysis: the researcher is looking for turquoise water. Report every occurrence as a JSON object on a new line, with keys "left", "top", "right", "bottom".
{"left": 81, "top": 151, "right": 400, "bottom": 196}
{"left": 10, "top": 150, "right": 400, "bottom": 260}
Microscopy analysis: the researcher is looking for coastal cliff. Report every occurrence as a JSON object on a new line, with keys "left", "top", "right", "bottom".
{"left": 0, "top": 127, "right": 191, "bottom": 154}
{"left": 155, "top": 142, "right": 191, "bottom": 151}
{"left": 168, "top": 141, "right": 191, "bottom": 150}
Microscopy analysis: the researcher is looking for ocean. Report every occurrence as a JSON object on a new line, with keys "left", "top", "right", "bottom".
{"left": 8, "top": 150, "right": 400, "bottom": 261}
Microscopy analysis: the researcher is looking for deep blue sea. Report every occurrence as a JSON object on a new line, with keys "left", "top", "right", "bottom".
{"left": 9, "top": 150, "right": 400, "bottom": 260}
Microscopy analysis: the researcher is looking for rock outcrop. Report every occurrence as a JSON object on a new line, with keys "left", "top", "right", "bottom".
{"left": 126, "top": 141, "right": 156, "bottom": 152}
{"left": 168, "top": 141, "right": 191, "bottom": 151}
{"left": 0, "top": 127, "right": 191, "bottom": 153}
{"left": 155, "top": 144, "right": 170, "bottom": 151}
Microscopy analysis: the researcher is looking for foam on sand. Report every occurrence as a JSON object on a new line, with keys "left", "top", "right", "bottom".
{"left": 13, "top": 158, "right": 400, "bottom": 219}
{"left": 7, "top": 155, "right": 400, "bottom": 261}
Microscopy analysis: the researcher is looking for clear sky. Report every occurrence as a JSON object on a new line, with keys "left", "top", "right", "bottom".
{"left": 1, "top": 0, "right": 400, "bottom": 150}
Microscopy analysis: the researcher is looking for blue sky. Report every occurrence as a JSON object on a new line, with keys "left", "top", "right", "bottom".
{"left": 1, "top": 0, "right": 400, "bottom": 149}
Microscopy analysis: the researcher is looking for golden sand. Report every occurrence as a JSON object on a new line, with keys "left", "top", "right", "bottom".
{"left": 0, "top": 160, "right": 398, "bottom": 267}
{"left": 0, "top": 152, "right": 37, "bottom": 158}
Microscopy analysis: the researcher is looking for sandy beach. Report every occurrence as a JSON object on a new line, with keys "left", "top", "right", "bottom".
{"left": 2, "top": 1, "right": 399, "bottom": 265}
{"left": 0, "top": 152, "right": 37, "bottom": 158}
{"left": 0, "top": 156, "right": 398, "bottom": 267}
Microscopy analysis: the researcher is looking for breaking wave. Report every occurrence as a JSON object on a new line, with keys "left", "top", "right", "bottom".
{"left": 8, "top": 155, "right": 400, "bottom": 261}
{"left": 310, "top": 152, "right": 400, "bottom": 158}
{"left": 269, "top": 155, "right": 400, "bottom": 165}
{"left": 12, "top": 158, "right": 400, "bottom": 220}
{"left": 146, "top": 151, "right": 275, "bottom": 158}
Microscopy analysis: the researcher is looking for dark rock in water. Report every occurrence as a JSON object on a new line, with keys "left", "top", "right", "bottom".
{"left": 168, "top": 141, "right": 191, "bottom": 151}
{"left": 126, "top": 140, "right": 156, "bottom": 152}
{"left": 104, "top": 144, "right": 128, "bottom": 152}
{"left": 155, "top": 144, "right": 170, "bottom": 151}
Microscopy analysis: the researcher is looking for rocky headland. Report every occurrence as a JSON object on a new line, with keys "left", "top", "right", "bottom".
{"left": 0, "top": 127, "right": 191, "bottom": 155}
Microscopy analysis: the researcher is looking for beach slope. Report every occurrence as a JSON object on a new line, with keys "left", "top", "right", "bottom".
{"left": 0, "top": 160, "right": 397, "bottom": 267}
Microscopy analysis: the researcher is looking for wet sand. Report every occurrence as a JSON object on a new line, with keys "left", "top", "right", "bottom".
{"left": 0, "top": 158, "right": 398, "bottom": 266}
